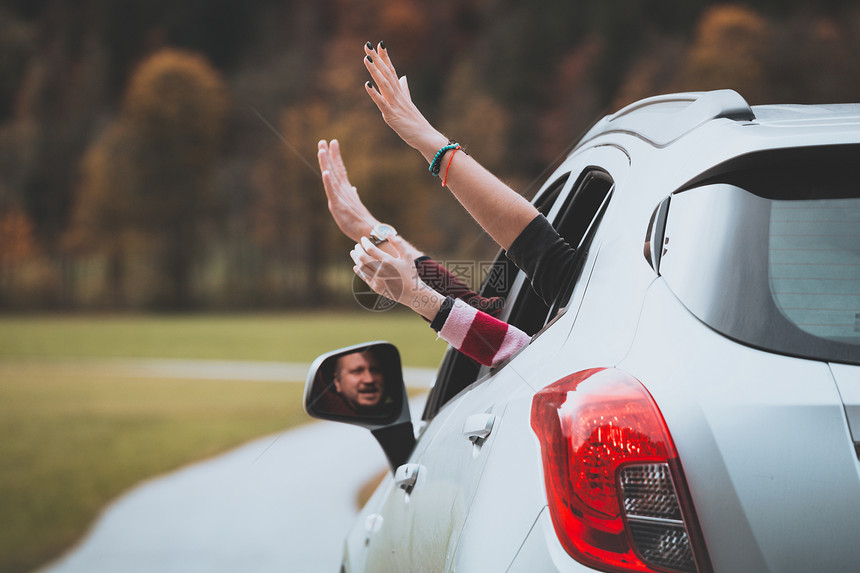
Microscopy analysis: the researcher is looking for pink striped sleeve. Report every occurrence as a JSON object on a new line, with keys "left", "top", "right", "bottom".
{"left": 438, "top": 298, "right": 531, "bottom": 367}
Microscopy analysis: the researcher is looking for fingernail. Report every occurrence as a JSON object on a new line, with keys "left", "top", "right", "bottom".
{"left": 366, "top": 41, "right": 372, "bottom": 49}
{"left": 361, "top": 237, "right": 373, "bottom": 249}
{"left": 380, "top": 41, "right": 386, "bottom": 50}
{"left": 366, "top": 80, "right": 373, "bottom": 89}
{"left": 366, "top": 55, "right": 373, "bottom": 63}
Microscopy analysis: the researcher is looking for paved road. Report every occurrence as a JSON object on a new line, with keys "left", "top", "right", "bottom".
{"left": 38, "top": 361, "right": 431, "bottom": 573}
{"left": 41, "top": 422, "right": 390, "bottom": 573}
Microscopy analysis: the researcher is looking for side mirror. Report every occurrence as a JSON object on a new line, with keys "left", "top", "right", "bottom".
{"left": 304, "top": 341, "right": 415, "bottom": 470}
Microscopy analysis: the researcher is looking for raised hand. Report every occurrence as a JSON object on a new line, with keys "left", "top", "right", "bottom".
{"left": 361, "top": 43, "right": 538, "bottom": 252}
{"left": 317, "top": 139, "right": 379, "bottom": 242}
{"left": 363, "top": 42, "right": 448, "bottom": 161}
{"left": 351, "top": 234, "right": 443, "bottom": 320}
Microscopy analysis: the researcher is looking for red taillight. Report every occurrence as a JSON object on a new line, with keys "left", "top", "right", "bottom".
{"left": 531, "top": 368, "right": 710, "bottom": 573}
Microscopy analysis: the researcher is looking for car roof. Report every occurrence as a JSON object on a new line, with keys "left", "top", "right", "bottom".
{"left": 541, "top": 90, "right": 860, "bottom": 228}
{"left": 752, "top": 103, "right": 860, "bottom": 124}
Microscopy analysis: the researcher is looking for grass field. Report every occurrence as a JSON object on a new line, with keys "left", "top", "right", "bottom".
{"left": 0, "top": 310, "right": 448, "bottom": 367}
{"left": 0, "top": 312, "right": 445, "bottom": 573}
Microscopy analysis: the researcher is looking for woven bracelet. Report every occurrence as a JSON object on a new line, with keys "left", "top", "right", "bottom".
{"left": 441, "top": 146, "right": 460, "bottom": 187}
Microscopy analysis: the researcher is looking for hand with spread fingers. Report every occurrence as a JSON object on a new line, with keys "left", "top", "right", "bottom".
{"left": 362, "top": 41, "right": 539, "bottom": 252}
{"left": 317, "top": 139, "right": 380, "bottom": 243}
{"left": 363, "top": 42, "right": 448, "bottom": 161}
{"left": 350, "top": 234, "right": 443, "bottom": 321}
{"left": 318, "top": 138, "right": 424, "bottom": 261}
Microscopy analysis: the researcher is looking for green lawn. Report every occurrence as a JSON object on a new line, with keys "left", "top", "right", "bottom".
{"left": 0, "top": 311, "right": 447, "bottom": 367}
{"left": 0, "top": 312, "right": 445, "bottom": 573}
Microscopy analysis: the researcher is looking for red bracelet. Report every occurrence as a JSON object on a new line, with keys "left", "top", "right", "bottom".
{"left": 441, "top": 146, "right": 461, "bottom": 187}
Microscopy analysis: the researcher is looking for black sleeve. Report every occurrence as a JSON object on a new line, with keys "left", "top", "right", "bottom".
{"left": 505, "top": 214, "right": 577, "bottom": 307}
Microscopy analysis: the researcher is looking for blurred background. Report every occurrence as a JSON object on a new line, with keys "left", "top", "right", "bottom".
{"left": 1, "top": 0, "right": 859, "bottom": 572}
{"left": 0, "top": 0, "right": 858, "bottom": 310}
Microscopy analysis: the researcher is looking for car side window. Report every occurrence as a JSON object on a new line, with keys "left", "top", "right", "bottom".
{"left": 421, "top": 174, "right": 570, "bottom": 421}
{"left": 549, "top": 169, "right": 614, "bottom": 314}
{"left": 502, "top": 169, "right": 614, "bottom": 333}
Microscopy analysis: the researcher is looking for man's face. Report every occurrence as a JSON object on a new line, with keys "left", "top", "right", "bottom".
{"left": 333, "top": 351, "right": 384, "bottom": 410}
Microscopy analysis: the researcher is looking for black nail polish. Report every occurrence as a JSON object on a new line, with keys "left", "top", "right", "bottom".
{"left": 380, "top": 41, "right": 386, "bottom": 50}
{"left": 366, "top": 41, "right": 372, "bottom": 49}
{"left": 366, "top": 55, "right": 373, "bottom": 63}
{"left": 366, "top": 81, "right": 373, "bottom": 89}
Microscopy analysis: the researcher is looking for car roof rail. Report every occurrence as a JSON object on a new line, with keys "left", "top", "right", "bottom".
{"left": 596, "top": 90, "right": 755, "bottom": 147}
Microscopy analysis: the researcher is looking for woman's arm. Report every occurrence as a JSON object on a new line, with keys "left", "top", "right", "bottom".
{"left": 350, "top": 234, "right": 445, "bottom": 321}
{"left": 351, "top": 234, "right": 529, "bottom": 367}
{"left": 362, "top": 43, "right": 539, "bottom": 251}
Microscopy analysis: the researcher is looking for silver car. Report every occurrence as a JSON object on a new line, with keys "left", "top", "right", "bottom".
{"left": 305, "top": 90, "right": 860, "bottom": 572}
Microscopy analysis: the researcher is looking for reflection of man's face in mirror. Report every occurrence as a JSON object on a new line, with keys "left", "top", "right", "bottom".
{"left": 333, "top": 351, "right": 384, "bottom": 411}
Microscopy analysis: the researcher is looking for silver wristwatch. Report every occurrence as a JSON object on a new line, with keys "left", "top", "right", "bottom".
{"left": 369, "top": 223, "right": 397, "bottom": 245}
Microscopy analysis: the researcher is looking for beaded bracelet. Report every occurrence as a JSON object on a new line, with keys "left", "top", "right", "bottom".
{"left": 429, "top": 142, "right": 461, "bottom": 177}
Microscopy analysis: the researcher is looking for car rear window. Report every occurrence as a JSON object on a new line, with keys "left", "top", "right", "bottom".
{"left": 659, "top": 144, "right": 860, "bottom": 366}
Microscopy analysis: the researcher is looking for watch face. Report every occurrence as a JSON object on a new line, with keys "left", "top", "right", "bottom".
{"left": 370, "top": 224, "right": 396, "bottom": 244}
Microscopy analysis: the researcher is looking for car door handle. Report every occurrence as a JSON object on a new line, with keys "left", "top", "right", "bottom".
{"left": 463, "top": 413, "right": 496, "bottom": 443}
{"left": 394, "top": 463, "right": 420, "bottom": 492}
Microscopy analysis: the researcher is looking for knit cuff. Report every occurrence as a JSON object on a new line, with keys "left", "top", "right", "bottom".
{"left": 437, "top": 298, "right": 531, "bottom": 367}
{"left": 429, "top": 296, "right": 455, "bottom": 332}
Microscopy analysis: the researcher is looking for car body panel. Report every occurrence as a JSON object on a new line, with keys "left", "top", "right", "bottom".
{"left": 363, "top": 369, "right": 524, "bottom": 571}
{"left": 362, "top": 394, "right": 465, "bottom": 570}
{"left": 443, "top": 380, "right": 543, "bottom": 571}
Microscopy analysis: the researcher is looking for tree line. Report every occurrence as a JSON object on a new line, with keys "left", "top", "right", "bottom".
{"left": 0, "top": 0, "right": 857, "bottom": 310}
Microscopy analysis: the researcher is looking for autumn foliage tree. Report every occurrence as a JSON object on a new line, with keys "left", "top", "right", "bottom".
{"left": 683, "top": 5, "right": 772, "bottom": 103}
{"left": 248, "top": 101, "right": 334, "bottom": 306}
{"left": 2, "top": 0, "right": 860, "bottom": 310}
{"left": 68, "top": 49, "right": 228, "bottom": 308}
